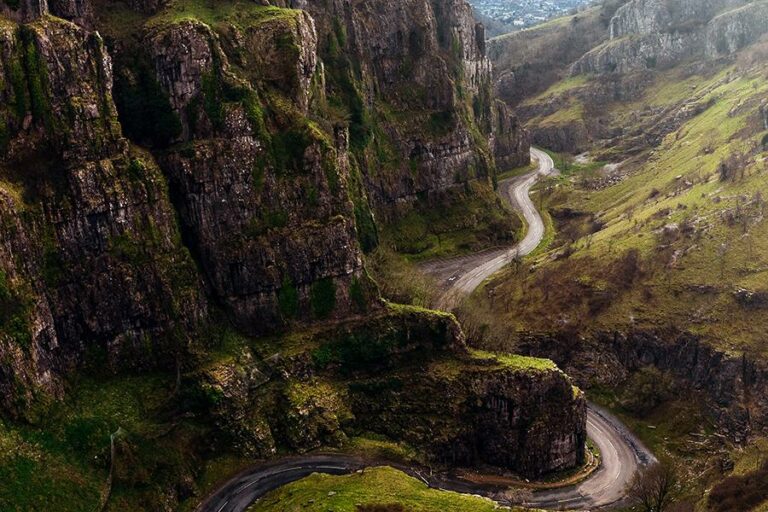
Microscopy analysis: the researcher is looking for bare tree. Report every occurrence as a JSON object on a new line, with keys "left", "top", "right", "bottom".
{"left": 627, "top": 462, "right": 684, "bottom": 512}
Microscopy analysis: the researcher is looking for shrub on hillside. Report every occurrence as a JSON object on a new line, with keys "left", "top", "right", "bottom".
{"left": 718, "top": 151, "right": 747, "bottom": 182}
{"left": 708, "top": 462, "right": 768, "bottom": 512}
{"left": 610, "top": 248, "right": 643, "bottom": 289}
{"left": 620, "top": 367, "right": 675, "bottom": 414}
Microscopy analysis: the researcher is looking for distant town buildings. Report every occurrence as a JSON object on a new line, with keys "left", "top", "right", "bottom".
{"left": 469, "top": 0, "right": 594, "bottom": 30}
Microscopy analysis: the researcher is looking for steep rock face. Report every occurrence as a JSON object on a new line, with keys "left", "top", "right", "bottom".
{"left": 0, "top": 191, "right": 61, "bottom": 418}
{"left": 0, "top": 0, "right": 92, "bottom": 26}
{"left": 135, "top": 13, "right": 372, "bottom": 333}
{"left": 47, "top": 0, "right": 92, "bottom": 27}
{"left": 0, "top": 0, "right": 46, "bottom": 23}
{"left": 231, "top": 9, "right": 318, "bottom": 112}
{"left": 492, "top": 100, "right": 531, "bottom": 170}
{"left": 297, "top": 0, "right": 529, "bottom": 208}
{"left": 572, "top": 31, "right": 700, "bottom": 75}
{"left": 531, "top": 122, "right": 591, "bottom": 154}
{"left": 0, "top": 15, "right": 207, "bottom": 417}
{"left": 704, "top": 1, "right": 768, "bottom": 57}
{"left": 143, "top": 19, "right": 217, "bottom": 140}
{"left": 350, "top": 357, "right": 586, "bottom": 477}
{"left": 608, "top": 0, "right": 744, "bottom": 39}
{"left": 1, "top": 17, "right": 122, "bottom": 161}
{"left": 197, "top": 308, "right": 587, "bottom": 478}
{"left": 518, "top": 330, "right": 768, "bottom": 444}
{"left": 573, "top": 0, "right": 768, "bottom": 75}
{"left": 331, "top": 311, "right": 586, "bottom": 478}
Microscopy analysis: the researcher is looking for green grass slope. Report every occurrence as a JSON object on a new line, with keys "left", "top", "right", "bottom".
{"left": 486, "top": 57, "right": 768, "bottom": 357}
{"left": 247, "top": 466, "right": 525, "bottom": 512}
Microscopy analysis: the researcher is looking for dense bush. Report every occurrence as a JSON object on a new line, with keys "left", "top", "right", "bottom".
{"left": 620, "top": 367, "right": 675, "bottom": 414}
{"left": 278, "top": 277, "right": 299, "bottom": 319}
{"left": 708, "top": 462, "right": 768, "bottom": 512}
{"left": 718, "top": 151, "right": 747, "bottom": 182}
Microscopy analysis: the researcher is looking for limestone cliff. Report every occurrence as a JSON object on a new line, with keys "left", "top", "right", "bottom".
{"left": 133, "top": 12, "right": 372, "bottom": 333}
{"left": 296, "top": 0, "right": 530, "bottom": 208}
{"left": 0, "top": 0, "right": 529, "bottom": 413}
{"left": 573, "top": 0, "right": 768, "bottom": 75}
{"left": 195, "top": 307, "right": 586, "bottom": 478}
{"left": 0, "top": 13, "right": 206, "bottom": 418}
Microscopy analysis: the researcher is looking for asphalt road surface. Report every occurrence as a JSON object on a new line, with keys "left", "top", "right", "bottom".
{"left": 196, "top": 455, "right": 368, "bottom": 512}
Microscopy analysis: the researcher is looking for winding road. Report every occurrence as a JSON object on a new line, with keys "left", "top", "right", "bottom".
{"left": 197, "top": 148, "right": 655, "bottom": 512}
{"left": 197, "top": 406, "right": 655, "bottom": 512}
{"left": 424, "top": 146, "right": 556, "bottom": 311}
{"left": 525, "top": 405, "right": 655, "bottom": 510}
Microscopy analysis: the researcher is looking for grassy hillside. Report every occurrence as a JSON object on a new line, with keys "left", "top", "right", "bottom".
{"left": 247, "top": 466, "right": 527, "bottom": 512}
{"left": 485, "top": 57, "right": 768, "bottom": 357}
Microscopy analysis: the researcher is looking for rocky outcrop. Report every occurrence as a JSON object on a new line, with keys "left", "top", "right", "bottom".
{"left": 0, "top": 0, "right": 92, "bottom": 26}
{"left": 233, "top": 9, "right": 318, "bottom": 112}
{"left": 608, "top": 0, "right": 744, "bottom": 39}
{"left": 492, "top": 101, "right": 531, "bottom": 170}
{"left": 195, "top": 307, "right": 587, "bottom": 478}
{"left": 0, "top": 0, "right": 46, "bottom": 23}
{"left": 350, "top": 355, "right": 586, "bottom": 477}
{"left": 704, "top": 1, "right": 768, "bottom": 57}
{"left": 299, "top": 0, "right": 529, "bottom": 207}
{"left": 517, "top": 330, "right": 768, "bottom": 444}
{"left": 571, "top": 32, "right": 700, "bottom": 75}
{"left": 573, "top": 0, "right": 768, "bottom": 75}
{"left": 532, "top": 121, "right": 591, "bottom": 154}
{"left": 326, "top": 310, "right": 585, "bottom": 477}
{"left": 47, "top": 0, "right": 92, "bottom": 27}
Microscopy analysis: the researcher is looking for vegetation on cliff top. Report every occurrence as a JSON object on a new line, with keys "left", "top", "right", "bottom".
{"left": 0, "top": 374, "right": 198, "bottom": 511}
{"left": 145, "top": 0, "right": 302, "bottom": 31}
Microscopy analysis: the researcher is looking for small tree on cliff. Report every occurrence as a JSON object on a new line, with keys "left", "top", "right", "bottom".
{"left": 627, "top": 462, "right": 684, "bottom": 512}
